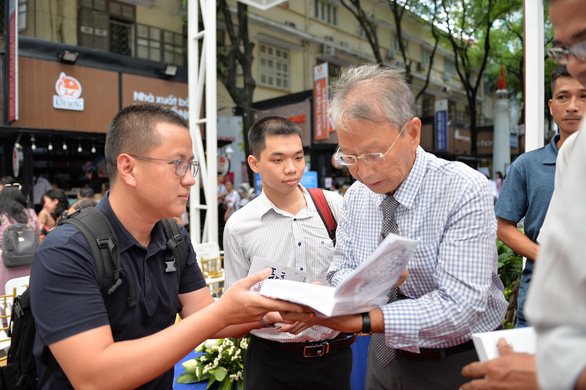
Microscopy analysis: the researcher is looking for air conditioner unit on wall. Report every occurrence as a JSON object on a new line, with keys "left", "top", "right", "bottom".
{"left": 340, "top": 41, "right": 352, "bottom": 50}
{"left": 386, "top": 49, "right": 396, "bottom": 60}
{"left": 417, "top": 62, "right": 426, "bottom": 72}
{"left": 284, "top": 20, "right": 299, "bottom": 29}
{"left": 443, "top": 72, "right": 450, "bottom": 81}
{"left": 323, "top": 44, "right": 335, "bottom": 56}
{"left": 324, "top": 35, "right": 336, "bottom": 42}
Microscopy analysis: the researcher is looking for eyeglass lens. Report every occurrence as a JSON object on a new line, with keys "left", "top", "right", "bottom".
{"left": 177, "top": 160, "right": 199, "bottom": 177}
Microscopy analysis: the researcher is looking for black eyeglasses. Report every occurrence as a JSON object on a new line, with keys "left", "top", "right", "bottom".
{"left": 127, "top": 155, "right": 199, "bottom": 177}
{"left": 547, "top": 39, "right": 586, "bottom": 65}
{"left": 3, "top": 183, "right": 22, "bottom": 190}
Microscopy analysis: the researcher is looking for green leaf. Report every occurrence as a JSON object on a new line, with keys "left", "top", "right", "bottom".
{"left": 206, "top": 377, "right": 217, "bottom": 389}
{"left": 219, "top": 379, "right": 233, "bottom": 390}
{"left": 176, "top": 372, "right": 198, "bottom": 384}
{"left": 215, "top": 366, "right": 228, "bottom": 382}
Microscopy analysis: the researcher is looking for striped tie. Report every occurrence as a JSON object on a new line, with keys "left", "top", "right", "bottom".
{"left": 371, "top": 194, "right": 400, "bottom": 367}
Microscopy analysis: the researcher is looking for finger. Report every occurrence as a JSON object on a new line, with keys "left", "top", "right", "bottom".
{"left": 238, "top": 267, "right": 272, "bottom": 288}
{"left": 278, "top": 321, "right": 311, "bottom": 335}
{"left": 461, "top": 361, "right": 488, "bottom": 378}
{"left": 278, "top": 323, "right": 303, "bottom": 334}
{"left": 497, "top": 337, "right": 514, "bottom": 356}
{"left": 254, "top": 295, "right": 305, "bottom": 313}
{"left": 280, "top": 311, "right": 316, "bottom": 322}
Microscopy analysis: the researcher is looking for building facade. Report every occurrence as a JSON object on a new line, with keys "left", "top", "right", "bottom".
{"left": 0, "top": 0, "right": 502, "bottom": 201}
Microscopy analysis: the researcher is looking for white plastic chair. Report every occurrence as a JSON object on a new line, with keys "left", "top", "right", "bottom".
{"left": 2, "top": 276, "right": 30, "bottom": 333}
{"left": 5, "top": 276, "right": 30, "bottom": 297}
{"left": 0, "top": 289, "right": 17, "bottom": 356}
{"left": 193, "top": 242, "right": 225, "bottom": 297}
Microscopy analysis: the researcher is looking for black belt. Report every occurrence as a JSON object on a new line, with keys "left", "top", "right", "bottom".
{"left": 399, "top": 340, "right": 475, "bottom": 361}
{"left": 252, "top": 333, "right": 357, "bottom": 358}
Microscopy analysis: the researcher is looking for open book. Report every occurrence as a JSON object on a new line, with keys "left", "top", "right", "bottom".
{"left": 259, "top": 233, "right": 418, "bottom": 317}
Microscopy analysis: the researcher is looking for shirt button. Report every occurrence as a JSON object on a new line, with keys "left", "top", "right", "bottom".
{"left": 298, "top": 242, "right": 301, "bottom": 246}
{"left": 294, "top": 218, "right": 297, "bottom": 221}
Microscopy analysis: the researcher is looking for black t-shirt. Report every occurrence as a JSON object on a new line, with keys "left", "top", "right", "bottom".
{"left": 30, "top": 193, "right": 206, "bottom": 389}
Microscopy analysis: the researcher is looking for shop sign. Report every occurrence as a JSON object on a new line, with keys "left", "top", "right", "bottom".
{"left": 133, "top": 91, "right": 189, "bottom": 120}
{"left": 8, "top": 0, "right": 18, "bottom": 122}
{"left": 313, "top": 63, "right": 329, "bottom": 141}
{"left": 53, "top": 72, "right": 84, "bottom": 111}
{"left": 434, "top": 99, "right": 448, "bottom": 152}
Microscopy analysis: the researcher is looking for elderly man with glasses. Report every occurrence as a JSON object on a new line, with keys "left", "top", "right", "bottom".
{"left": 282, "top": 64, "right": 507, "bottom": 389}
{"left": 29, "top": 104, "right": 303, "bottom": 390}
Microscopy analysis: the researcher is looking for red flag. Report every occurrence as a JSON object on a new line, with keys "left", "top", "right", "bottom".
{"left": 497, "top": 65, "right": 506, "bottom": 90}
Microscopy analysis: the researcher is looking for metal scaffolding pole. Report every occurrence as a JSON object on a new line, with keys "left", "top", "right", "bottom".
{"left": 188, "top": 0, "right": 217, "bottom": 245}
{"left": 524, "top": 0, "right": 545, "bottom": 153}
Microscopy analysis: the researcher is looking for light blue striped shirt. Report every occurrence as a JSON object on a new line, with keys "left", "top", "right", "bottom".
{"left": 328, "top": 147, "right": 507, "bottom": 353}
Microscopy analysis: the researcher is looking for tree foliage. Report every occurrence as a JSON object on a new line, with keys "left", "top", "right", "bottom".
{"left": 217, "top": 0, "right": 256, "bottom": 184}
{"left": 339, "top": 0, "right": 441, "bottom": 101}
{"left": 435, "top": 0, "right": 522, "bottom": 156}
{"left": 485, "top": 9, "right": 555, "bottom": 128}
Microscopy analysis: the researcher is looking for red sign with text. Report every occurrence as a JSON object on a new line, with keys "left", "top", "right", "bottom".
{"left": 313, "top": 63, "right": 329, "bottom": 141}
{"left": 8, "top": 0, "right": 18, "bottom": 122}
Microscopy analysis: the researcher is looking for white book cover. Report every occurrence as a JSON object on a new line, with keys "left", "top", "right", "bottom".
{"left": 248, "top": 256, "right": 309, "bottom": 292}
{"left": 472, "top": 327, "right": 536, "bottom": 362}
{"left": 259, "top": 233, "right": 418, "bottom": 317}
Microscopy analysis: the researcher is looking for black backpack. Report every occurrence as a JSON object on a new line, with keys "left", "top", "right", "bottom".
{"left": 0, "top": 207, "right": 188, "bottom": 390}
{"left": 1, "top": 212, "right": 41, "bottom": 268}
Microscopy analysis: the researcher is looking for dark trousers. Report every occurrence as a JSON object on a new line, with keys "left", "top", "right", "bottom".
{"left": 243, "top": 334, "right": 353, "bottom": 390}
{"left": 365, "top": 341, "right": 479, "bottom": 390}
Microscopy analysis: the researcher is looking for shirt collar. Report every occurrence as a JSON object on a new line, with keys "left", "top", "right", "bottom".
{"left": 97, "top": 191, "right": 168, "bottom": 253}
{"left": 255, "top": 185, "right": 315, "bottom": 218}
{"left": 542, "top": 134, "right": 560, "bottom": 165}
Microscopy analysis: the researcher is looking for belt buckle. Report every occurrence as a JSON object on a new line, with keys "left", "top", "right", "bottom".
{"left": 303, "top": 341, "right": 330, "bottom": 358}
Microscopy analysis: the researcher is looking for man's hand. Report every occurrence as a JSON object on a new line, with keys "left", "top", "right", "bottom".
{"left": 460, "top": 338, "right": 538, "bottom": 390}
{"left": 215, "top": 268, "right": 304, "bottom": 326}
{"left": 279, "top": 309, "right": 363, "bottom": 334}
{"left": 394, "top": 269, "right": 409, "bottom": 288}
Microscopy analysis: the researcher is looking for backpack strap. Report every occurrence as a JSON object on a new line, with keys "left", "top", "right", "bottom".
{"left": 307, "top": 188, "right": 337, "bottom": 246}
{"left": 59, "top": 207, "right": 137, "bottom": 307}
{"left": 160, "top": 219, "right": 188, "bottom": 274}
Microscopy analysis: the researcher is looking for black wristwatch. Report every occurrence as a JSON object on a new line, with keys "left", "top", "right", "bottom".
{"left": 359, "top": 312, "right": 371, "bottom": 334}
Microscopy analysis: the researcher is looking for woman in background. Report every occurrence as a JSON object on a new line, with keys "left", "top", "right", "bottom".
{"left": 38, "top": 188, "right": 69, "bottom": 234}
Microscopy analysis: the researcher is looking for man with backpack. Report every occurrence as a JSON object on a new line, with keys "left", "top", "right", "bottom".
{"left": 28, "top": 105, "right": 303, "bottom": 389}
{"left": 223, "top": 116, "right": 353, "bottom": 390}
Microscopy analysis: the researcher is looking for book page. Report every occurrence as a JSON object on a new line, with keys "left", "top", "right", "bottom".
{"left": 259, "top": 280, "right": 336, "bottom": 316}
{"left": 248, "top": 256, "right": 309, "bottom": 292}
{"left": 259, "top": 233, "right": 418, "bottom": 317}
{"left": 334, "top": 233, "right": 418, "bottom": 302}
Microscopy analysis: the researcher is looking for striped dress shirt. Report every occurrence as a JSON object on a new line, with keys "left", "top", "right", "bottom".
{"left": 224, "top": 185, "right": 343, "bottom": 343}
{"left": 328, "top": 147, "right": 508, "bottom": 353}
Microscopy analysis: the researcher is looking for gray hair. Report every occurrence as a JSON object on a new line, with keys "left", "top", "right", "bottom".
{"left": 330, "top": 64, "right": 415, "bottom": 132}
